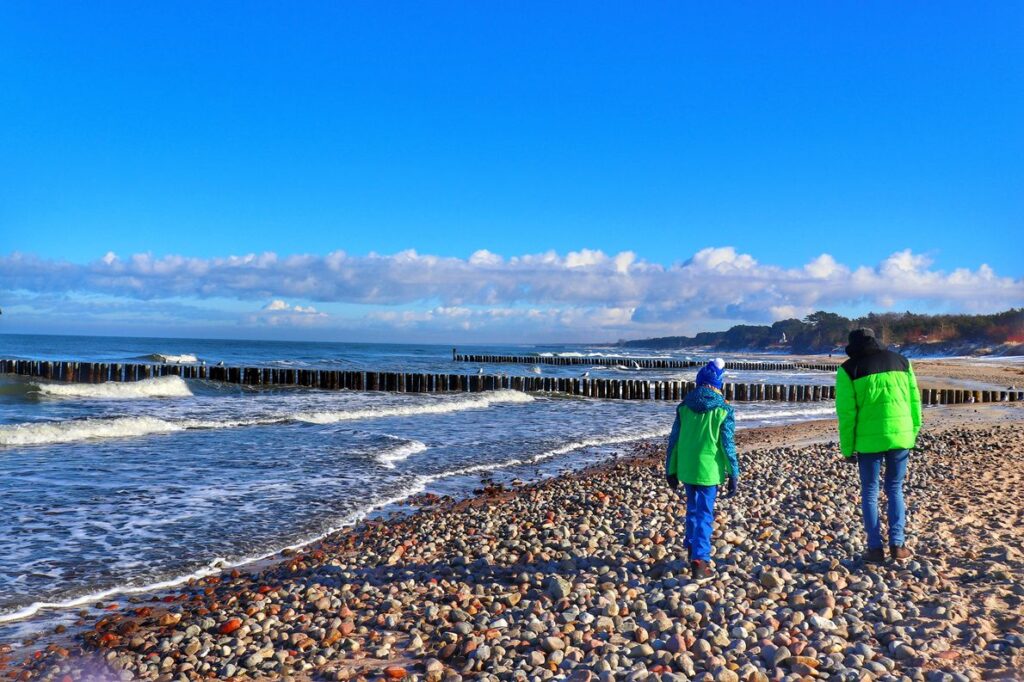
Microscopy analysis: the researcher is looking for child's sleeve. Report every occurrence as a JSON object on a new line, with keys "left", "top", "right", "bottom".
{"left": 665, "top": 407, "right": 681, "bottom": 477}
{"left": 720, "top": 405, "right": 739, "bottom": 478}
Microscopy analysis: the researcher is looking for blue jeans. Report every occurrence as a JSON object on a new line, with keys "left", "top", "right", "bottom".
{"left": 684, "top": 483, "right": 718, "bottom": 561}
{"left": 857, "top": 449, "right": 909, "bottom": 549}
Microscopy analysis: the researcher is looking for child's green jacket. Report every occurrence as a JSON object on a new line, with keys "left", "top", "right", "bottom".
{"left": 665, "top": 386, "right": 739, "bottom": 486}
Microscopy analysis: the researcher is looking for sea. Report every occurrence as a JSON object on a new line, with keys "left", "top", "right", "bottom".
{"left": 0, "top": 334, "right": 838, "bottom": 641}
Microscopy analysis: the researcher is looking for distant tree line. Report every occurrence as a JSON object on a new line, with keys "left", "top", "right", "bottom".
{"left": 618, "top": 309, "right": 1024, "bottom": 353}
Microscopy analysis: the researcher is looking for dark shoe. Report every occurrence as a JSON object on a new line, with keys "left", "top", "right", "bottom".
{"left": 890, "top": 544, "right": 913, "bottom": 561}
{"left": 864, "top": 548, "right": 887, "bottom": 564}
{"left": 690, "top": 560, "right": 713, "bottom": 580}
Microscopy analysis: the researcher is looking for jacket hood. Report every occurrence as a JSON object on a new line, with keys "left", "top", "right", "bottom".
{"left": 845, "top": 328, "right": 883, "bottom": 359}
{"left": 684, "top": 385, "right": 727, "bottom": 413}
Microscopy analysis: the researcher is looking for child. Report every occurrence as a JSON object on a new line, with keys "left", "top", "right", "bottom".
{"left": 665, "top": 358, "right": 739, "bottom": 578}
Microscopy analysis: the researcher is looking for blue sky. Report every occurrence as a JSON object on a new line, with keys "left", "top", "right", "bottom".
{"left": 1, "top": 2, "right": 1022, "bottom": 342}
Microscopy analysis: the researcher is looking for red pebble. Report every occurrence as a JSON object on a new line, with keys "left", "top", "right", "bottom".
{"left": 218, "top": 618, "right": 243, "bottom": 635}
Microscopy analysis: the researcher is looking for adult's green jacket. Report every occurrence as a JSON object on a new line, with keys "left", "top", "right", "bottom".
{"left": 835, "top": 336, "right": 922, "bottom": 457}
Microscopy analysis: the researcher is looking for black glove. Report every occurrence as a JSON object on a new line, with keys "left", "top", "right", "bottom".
{"left": 666, "top": 474, "right": 679, "bottom": 490}
{"left": 843, "top": 454, "right": 859, "bottom": 465}
{"left": 723, "top": 476, "right": 738, "bottom": 499}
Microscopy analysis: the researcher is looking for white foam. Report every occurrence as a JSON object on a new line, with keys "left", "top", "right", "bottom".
{"left": 0, "top": 391, "right": 536, "bottom": 447}
{"left": 736, "top": 405, "right": 836, "bottom": 421}
{"left": 0, "top": 416, "right": 185, "bottom": 447}
{"left": 32, "top": 376, "right": 193, "bottom": 400}
{"left": 148, "top": 353, "right": 198, "bottom": 363}
{"left": 418, "top": 427, "right": 672, "bottom": 484}
{"left": 0, "top": 478, "right": 431, "bottom": 627}
{"left": 293, "top": 390, "right": 534, "bottom": 425}
{"left": 0, "top": 398, "right": 836, "bottom": 626}
{"left": 3, "top": 425, "right": 622, "bottom": 623}
{"left": 377, "top": 439, "right": 428, "bottom": 468}
{"left": 534, "top": 428, "right": 671, "bottom": 461}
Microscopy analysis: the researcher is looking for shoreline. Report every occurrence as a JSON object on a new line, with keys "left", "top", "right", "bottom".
{"left": 0, "top": 411, "right": 840, "bottom": 641}
{"left": 4, "top": 402, "right": 1023, "bottom": 680}
{"left": 0, "top": 405, "right": 844, "bottom": 639}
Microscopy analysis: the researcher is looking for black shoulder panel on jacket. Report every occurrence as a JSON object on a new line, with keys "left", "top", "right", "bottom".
{"left": 840, "top": 349, "right": 909, "bottom": 381}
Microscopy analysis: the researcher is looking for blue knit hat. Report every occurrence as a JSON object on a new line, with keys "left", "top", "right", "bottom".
{"left": 696, "top": 358, "right": 726, "bottom": 389}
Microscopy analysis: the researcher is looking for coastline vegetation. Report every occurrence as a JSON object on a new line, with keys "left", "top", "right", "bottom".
{"left": 619, "top": 308, "right": 1024, "bottom": 354}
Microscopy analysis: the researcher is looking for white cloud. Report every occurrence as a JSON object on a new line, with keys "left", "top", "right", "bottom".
{"left": 564, "top": 249, "right": 607, "bottom": 268}
{"left": 613, "top": 251, "right": 636, "bottom": 274}
{"left": 804, "top": 254, "right": 842, "bottom": 279}
{"left": 252, "top": 299, "right": 327, "bottom": 326}
{"left": 1, "top": 247, "right": 1020, "bottom": 339}
{"left": 468, "top": 249, "right": 502, "bottom": 266}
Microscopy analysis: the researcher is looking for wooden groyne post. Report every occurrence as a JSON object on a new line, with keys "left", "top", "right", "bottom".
{"left": 452, "top": 353, "right": 841, "bottom": 372}
{"left": 2, "top": 358, "right": 1017, "bottom": 405}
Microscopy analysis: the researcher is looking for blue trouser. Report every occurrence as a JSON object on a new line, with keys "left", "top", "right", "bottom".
{"left": 684, "top": 483, "right": 717, "bottom": 561}
{"left": 857, "top": 449, "right": 909, "bottom": 549}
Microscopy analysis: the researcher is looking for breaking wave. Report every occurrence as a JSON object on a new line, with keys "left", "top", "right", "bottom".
{"left": 0, "top": 391, "right": 535, "bottom": 447}
{"left": 144, "top": 353, "right": 199, "bottom": 363}
{"left": 0, "top": 416, "right": 186, "bottom": 447}
{"left": 292, "top": 390, "right": 534, "bottom": 424}
{"left": 31, "top": 376, "right": 193, "bottom": 400}
{"left": 377, "top": 438, "right": 428, "bottom": 468}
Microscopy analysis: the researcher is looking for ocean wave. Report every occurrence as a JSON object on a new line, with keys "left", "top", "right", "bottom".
{"left": 0, "top": 479, "right": 429, "bottom": 626}
{"left": 377, "top": 438, "right": 428, "bottom": 468}
{"left": 0, "top": 423, "right": 672, "bottom": 625}
{"left": 0, "top": 404, "right": 830, "bottom": 626}
{"left": 292, "top": 390, "right": 534, "bottom": 425}
{"left": 31, "top": 376, "right": 194, "bottom": 400}
{"left": 145, "top": 353, "right": 198, "bottom": 364}
{"left": 0, "top": 420, "right": 644, "bottom": 626}
{"left": 533, "top": 428, "right": 671, "bottom": 461}
{"left": 419, "top": 427, "right": 671, "bottom": 483}
{"left": 736, "top": 405, "right": 836, "bottom": 421}
{"left": 0, "top": 416, "right": 186, "bottom": 447}
{"left": 0, "top": 391, "right": 535, "bottom": 447}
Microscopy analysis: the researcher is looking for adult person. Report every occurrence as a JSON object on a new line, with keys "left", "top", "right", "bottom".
{"left": 835, "top": 328, "right": 922, "bottom": 563}
{"left": 665, "top": 358, "right": 739, "bottom": 578}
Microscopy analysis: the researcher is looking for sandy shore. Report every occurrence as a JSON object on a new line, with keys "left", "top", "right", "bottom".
{"left": 911, "top": 359, "right": 1024, "bottom": 391}
{"left": 763, "top": 353, "right": 1024, "bottom": 391}
{"left": 3, "top": 403, "right": 1023, "bottom": 681}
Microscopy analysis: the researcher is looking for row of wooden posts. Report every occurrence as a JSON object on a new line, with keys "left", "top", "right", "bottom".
{"left": 2, "top": 359, "right": 1020, "bottom": 405}
{"left": 453, "top": 352, "right": 840, "bottom": 372}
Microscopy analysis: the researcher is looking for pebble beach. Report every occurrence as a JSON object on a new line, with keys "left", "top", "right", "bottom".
{"left": 3, "top": 403, "right": 1022, "bottom": 681}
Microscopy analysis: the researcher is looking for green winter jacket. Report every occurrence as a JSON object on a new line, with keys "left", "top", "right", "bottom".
{"left": 665, "top": 386, "right": 738, "bottom": 485}
{"left": 835, "top": 336, "right": 922, "bottom": 457}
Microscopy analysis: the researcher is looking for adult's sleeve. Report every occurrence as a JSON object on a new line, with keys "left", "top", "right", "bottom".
{"left": 720, "top": 405, "right": 739, "bottom": 477}
{"left": 835, "top": 366, "right": 857, "bottom": 457}
{"left": 907, "top": 362, "right": 922, "bottom": 438}
{"left": 665, "top": 408, "right": 681, "bottom": 477}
